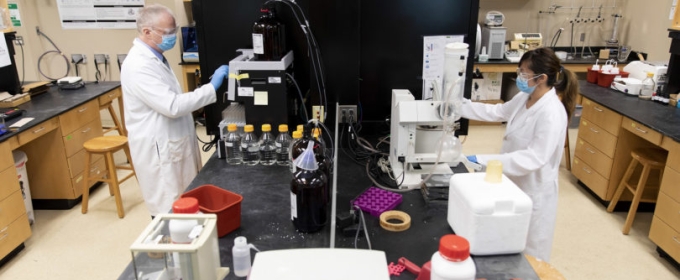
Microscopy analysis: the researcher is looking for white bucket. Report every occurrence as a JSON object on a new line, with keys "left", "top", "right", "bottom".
{"left": 13, "top": 150, "right": 34, "bottom": 225}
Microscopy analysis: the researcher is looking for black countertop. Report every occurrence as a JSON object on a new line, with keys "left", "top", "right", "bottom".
{"left": 579, "top": 81, "right": 680, "bottom": 142}
{"left": 0, "top": 82, "right": 121, "bottom": 143}
{"left": 118, "top": 151, "right": 538, "bottom": 280}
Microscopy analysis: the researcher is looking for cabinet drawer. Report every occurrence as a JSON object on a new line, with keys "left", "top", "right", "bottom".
{"left": 67, "top": 149, "right": 104, "bottom": 178}
{"left": 59, "top": 100, "right": 100, "bottom": 136}
{"left": 0, "top": 141, "right": 12, "bottom": 171}
{"left": 649, "top": 216, "right": 680, "bottom": 263}
{"left": 661, "top": 137, "right": 680, "bottom": 171}
{"left": 572, "top": 157, "right": 609, "bottom": 199}
{"left": 577, "top": 119, "right": 618, "bottom": 158}
{"left": 0, "top": 167, "right": 20, "bottom": 202}
{"left": 574, "top": 138, "right": 613, "bottom": 179}
{"left": 581, "top": 98, "right": 622, "bottom": 136}
{"left": 622, "top": 117, "right": 663, "bottom": 146}
{"left": 62, "top": 119, "right": 103, "bottom": 158}
{"left": 98, "top": 88, "right": 122, "bottom": 106}
{"left": 0, "top": 191, "right": 25, "bottom": 228}
{"left": 0, "top": 214, "right": 31, "bottom": 260}
{"left": 72, "top": 158, "right": 107, "bottom": 198}
{"left": 656, "top": 192, "right": 680, "bottom": 233}
{"left": 660, "top": 166, "right": 680, "bottom": 204}
{"left": 16, "top": 118, "right": 59, "bottom": 146}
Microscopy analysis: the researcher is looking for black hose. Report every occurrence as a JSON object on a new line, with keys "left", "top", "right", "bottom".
{"left": 36, "top": 28, "right": 70, "bottom": 80}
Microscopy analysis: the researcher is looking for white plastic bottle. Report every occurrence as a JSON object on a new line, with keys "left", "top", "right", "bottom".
{"left": 259, "top": 124, "right": 277, "bottom": 165}
{"left": 241, "top": 124, "right": 260, "bottom": 165}
{"left": 169, "top": 197, "right": 200, "bottom": 280}
{"left": 232, "top": 236, "right": 256, "bottom": 277}
{"left": 275, "top": 124, "right": 292, "bottom": 166}
{"left": 430, "top": 234, "right": 476, "bottom": 280}
{"left": 225, "top": 124, "right": 242, "bottom": 165}
{"left": 640, "top": 72, "right": 655, "bottom": 99}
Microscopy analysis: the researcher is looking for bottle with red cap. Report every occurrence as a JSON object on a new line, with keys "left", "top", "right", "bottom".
{"left": 169, "top": 197, "right": 201, "bottom": 280}
{"left": 430, "top": 234, "right": 476, "bottom": 280}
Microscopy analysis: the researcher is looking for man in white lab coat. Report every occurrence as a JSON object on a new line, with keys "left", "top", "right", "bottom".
{"left": 463, "top": 48, "right": 579, "bottom": 262}
{"left": 121, "top": 4, "right": 229, "bottom": 216}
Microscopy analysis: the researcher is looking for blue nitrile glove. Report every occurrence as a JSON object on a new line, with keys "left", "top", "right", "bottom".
{"left": 467, "top": 155, "right": 478, "bottom": 164}
{"left": 209, "top": 65, "right": 229, "bottom": 90}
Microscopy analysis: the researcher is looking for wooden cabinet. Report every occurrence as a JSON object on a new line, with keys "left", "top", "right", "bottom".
{"left": 650, "top": 138, "right": 680, "bottom": 263}
{"left": 0, "top": 140, "right": 31, "bottom": 261}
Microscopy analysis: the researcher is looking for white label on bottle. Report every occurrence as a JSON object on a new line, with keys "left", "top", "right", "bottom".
{"left": 290, "top": 192, "right": 297, "bottom": 220}
{"left": 275, "top": 143, "right": 282, "bottom": 148}
{"left": 226, "top": 142, "right": 234, "bottom": 147}
{"left": 268, "top": 77, "right": 282, "bottom": 84}
{"left": 188, "top": 225, "right": 204, "bottom": 239}
{"left": 241, "top": 143, "right": 248, "bottom": 149}
{"left": 252, "top": 33, "right": 264, "bottom": 54}
{"left": 238, "top": 87, "right": 254, "bottom": 97}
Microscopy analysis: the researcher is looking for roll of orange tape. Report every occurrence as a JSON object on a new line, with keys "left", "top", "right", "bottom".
{"left": 379, "top": 210, "right": 411, "bottom": 232}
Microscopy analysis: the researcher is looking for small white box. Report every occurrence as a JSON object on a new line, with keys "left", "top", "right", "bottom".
{"left": 448, "top": 173, "right": 532, "bottom": 255}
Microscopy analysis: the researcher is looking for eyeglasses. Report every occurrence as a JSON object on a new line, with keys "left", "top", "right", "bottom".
{"left": 152, "top": 26, "right": 179, "bottom": 35}
{"left": 516, "top": 68, "right": 542, "bottom": 81}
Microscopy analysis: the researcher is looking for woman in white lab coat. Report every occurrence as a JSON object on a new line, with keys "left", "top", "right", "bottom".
{"left": 462, "top": 48, "right": 578, "bottom": 262}
{"left": 121, "top": 5, "right": 229, "bottom": 216}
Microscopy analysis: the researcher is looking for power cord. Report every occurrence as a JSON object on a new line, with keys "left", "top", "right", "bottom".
{"left": 36, "top": 27, "right": 70, "bottom": 81}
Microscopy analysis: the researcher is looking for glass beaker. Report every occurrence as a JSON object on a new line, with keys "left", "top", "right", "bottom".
{"left": 618, "top": 45, "right": 631, "bottom": 63}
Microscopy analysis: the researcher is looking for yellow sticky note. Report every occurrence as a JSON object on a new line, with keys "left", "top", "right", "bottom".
{"left": 254, "top": 91, "right": 268, "bottom": 105}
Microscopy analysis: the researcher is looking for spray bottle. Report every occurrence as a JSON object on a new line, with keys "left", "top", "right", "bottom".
{"left": 232, "top": 236, "right": 260, "bottom": 277}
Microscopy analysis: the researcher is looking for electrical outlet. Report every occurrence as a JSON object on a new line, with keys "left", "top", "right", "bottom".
{"left": 14, "top": 36, "right": 23, "bottom": 46}
{"left": 580, "top": 33, "right": 586, "bottom": 42}
{"left": 71, "top": 54, "right": 87, "bottom": 64}
{"left": 117, "top": 54, "right": 127, "bottom": 67}
{"left": 312, "top": 105, "right": 325, "bottom": 123}
{"left": 337, "top": 105, "right": 357, "bottom": 124}
{"left": 94, "top": 54, "right": 109, "bottom": 64}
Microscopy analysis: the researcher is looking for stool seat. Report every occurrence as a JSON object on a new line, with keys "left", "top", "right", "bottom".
{"left": 84, "top": 136, "right": 128, "bottom": 152}
{"left": 81, "top": 135, "right": 137, "bottom": 218}
{"left": 607, "top": 148, "right": 667, "bottom": 234}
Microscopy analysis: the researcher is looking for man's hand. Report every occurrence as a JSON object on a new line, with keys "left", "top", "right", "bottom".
{"left": 210, "top": 65, "right": 229, "bottom": 90}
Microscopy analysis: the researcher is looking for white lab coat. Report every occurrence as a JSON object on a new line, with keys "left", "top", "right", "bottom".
{"left": 461, "top": 88, "right": 567, "bottom": 262}
{"left": 121, "top": 39, "right": 217, "bottom": 215}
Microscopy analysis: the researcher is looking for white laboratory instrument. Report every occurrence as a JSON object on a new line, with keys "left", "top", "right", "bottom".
{"left": 129, "top": 214, "right": 229, "bottom": 280}
{"left": 484, "top": 11, "right": 505, "bottom": 27}
{"left": 512, "top": 33, "right": 542, "bottom": 50}
{"left": 611, "top": 78, "right": 642, "bottom": 96}
{"left": 249, "top": 248, "right": 389, "bottom": 280}
{"left": 448, "top": 162, "right": 532, "bottom": 256}
{"left": 623, "top": 61, "right": 668, "bottom": 87}
{"left": 481, "top": 26, "right": 506, "bottom": 60}
{"left": 390, "top": 43, "right": 469, "bottom": 189}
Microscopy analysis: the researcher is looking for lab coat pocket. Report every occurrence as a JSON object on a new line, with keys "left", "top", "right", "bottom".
{"left": 167, "top": 136, "right": 190, "bottom": 163}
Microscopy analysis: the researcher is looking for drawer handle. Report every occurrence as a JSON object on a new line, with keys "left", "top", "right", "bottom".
{"left": 634, "top": 126, "right": 648, "bottom": 134}
{"left": 582, "top": 167, "right": 592, "bottom": 174}
{"left": 108, "top": 94, "right": 114, "bottom": 98}
{"left": 78, "top": 107, "right": 88, "bottom": 113}
{"left": 586, "top": 147, "right": 596, "bottom": 154}
{"left": 91, "top": 167, "right": 99, "bottom": 173}
{"left": 0, "top": 226, "right": 7, "bottom": 242}
{"left": 32, "top": 127, "right": 45, "bottom": 134}
{"left": 82, "top": 127, "right": 92, "bottom": 133}
{"left": 594, "top": 107, "right": 604, "bottom": 112}
{"left": 674, "top": 236, "right": 680, "bottom": 244}
{"left": 589, "top": 127, "right": 599, "bottom": 133}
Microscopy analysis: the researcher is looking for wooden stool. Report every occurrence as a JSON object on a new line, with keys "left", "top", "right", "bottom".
{"left": 607, "top": 148, "right": 667, "bottom": 234}
{"left": 81, "top": 135, "right": 136, "bottom": 218}
{"left": 564, "top": 130, "right": 571, "bottom": 171}
{"left": 100, "top": 92, "right": 126, "bottom": 136}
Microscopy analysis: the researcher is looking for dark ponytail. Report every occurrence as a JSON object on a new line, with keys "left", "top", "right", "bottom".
{"left": 519, "top": 48, "right": 581, "bottom": 119}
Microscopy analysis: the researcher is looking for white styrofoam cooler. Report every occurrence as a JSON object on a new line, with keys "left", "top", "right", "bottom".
{"left": 448, "top": 173, "right": 532, "bottom": 255}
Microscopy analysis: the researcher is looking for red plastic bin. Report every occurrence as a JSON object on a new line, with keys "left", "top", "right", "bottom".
{"left": 597, "top": 71, "right": 629, "bottom": 88}
{"left": 180, "top": 184, "right": 243, "bottom": 237}
{"left": 586, "top": 67, "right": 599, "bottom": 84}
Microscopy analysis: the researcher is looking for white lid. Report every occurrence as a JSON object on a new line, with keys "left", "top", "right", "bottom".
{"left": 446, "top": 42, "right": 469, "bottom": 51}
{"left": 611, "top": 67, "right": 620, "bottom": 74}
{"left": 12, "top": 150, "right": 27, "bottom": 164}
{"left": 449, "top": 173, "right": 532, "bottom": 215}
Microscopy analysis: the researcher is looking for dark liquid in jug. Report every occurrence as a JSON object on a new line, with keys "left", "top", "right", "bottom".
{"left": 291, "top": 168, "right": 328, "bottom": 233}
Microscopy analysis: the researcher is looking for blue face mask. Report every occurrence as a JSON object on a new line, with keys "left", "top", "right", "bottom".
{"left": 155, "top": 32, "right": 176, "bottom": 51}
{"left": 516, "top": 75, "right": 539, "bottom": 94}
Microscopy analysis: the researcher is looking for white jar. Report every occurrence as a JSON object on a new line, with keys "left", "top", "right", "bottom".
{"left": 232, "top": 236, "right": 252, "bottom": 277}
{"left": 169, "top": 197, "right": 200, "bottom": 280}
{"left": 430, "top": 235, "right": 476, "bottom": 280}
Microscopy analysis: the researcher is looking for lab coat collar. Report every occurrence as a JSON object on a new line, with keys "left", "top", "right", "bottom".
{"left": 133, "top": 38, "right": 164, "bottom": 62}
{"left": 505, "top": 87, "right": 558, "bottom": 136}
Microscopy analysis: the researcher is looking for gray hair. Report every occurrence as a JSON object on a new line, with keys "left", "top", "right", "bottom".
{"left": 136, "top": 4, "right": 175, "bottom": 34}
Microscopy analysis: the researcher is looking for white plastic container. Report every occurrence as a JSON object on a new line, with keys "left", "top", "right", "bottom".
{"left": 431, "top": 235, "right": 476, "bottom": 280}
{"left": 233, "top": 236, "right": 257, "bottom": 277}
{"left": 13, "top": 151, "right": 34, "bottom": 225}
{"left": 447, "top": 161, "right": 532, "bottom": 255}
{"left": 169, "top": 197, "right": 200, "bottom": 280}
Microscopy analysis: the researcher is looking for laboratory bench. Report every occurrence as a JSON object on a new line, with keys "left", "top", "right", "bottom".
{"left": 474, "top": 57, "right": 626, "bottom": 73}
{"left": 572, "top": 81, "right": 680, "bottom": 265}
{"left": 0, "top": 82, "right": 121, "bottom": 263}
{"left": 118, "top": 151, "right": 541, "bottom": 280}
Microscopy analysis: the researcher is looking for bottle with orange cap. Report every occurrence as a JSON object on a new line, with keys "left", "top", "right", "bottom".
{"left": 169, "top": 197, "right": 201, "bottom": 280}
{"left": 430, "top": 234, "right": 476, "bottom": 280}
{"left": 241, "top": 124, "right": 260, "bottom": 165}
{"left": 225, "top": 123, "right": 242, "bottom": 165}
{"left": 275, "top": 124, "right": 292, "bottom": 166}
{"left": 259, "top": 124, "right": 277, "bottom": 165}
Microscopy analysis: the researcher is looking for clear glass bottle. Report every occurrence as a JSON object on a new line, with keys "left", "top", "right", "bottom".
{"left": 275, "top": 124, "right": 292, "bottom": 166}
{"left": 640, "top": 72, "right": 655, "bottom": 99}
{"left": 241, "top": 125, "right": 260, "bottom": 165}
{"left": 259, "top": 124, "right": 277, "bottom": 166}
{"left": 225, "top": 124, "right": 242, "bottom": 165}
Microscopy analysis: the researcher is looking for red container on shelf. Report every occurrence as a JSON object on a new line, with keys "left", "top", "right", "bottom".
{"left": 587, "top": 67, "right": 599, "bottom": 84}
{"left": 181, "top": 184, "right": 243, "bottom": 237}
{"left": 597, "top": 71, "right": 629, "bottom": 88}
